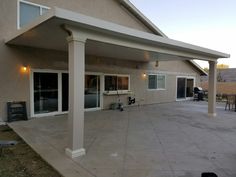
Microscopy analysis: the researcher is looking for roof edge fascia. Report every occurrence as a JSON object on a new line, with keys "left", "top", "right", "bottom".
{"left": 118, "top": 0, "right": 167, "bottom": 38}
{"left": 6, "top": 7, "right": 230, "bottom": 59}
{"left": 188, "top": 60, "right": 208, "bottom": 76}
{"left": 54, "top": 8, "right": 230, "bottom": 58}
{"left": 5, "top": 9, "right": 56, "bottom": 43}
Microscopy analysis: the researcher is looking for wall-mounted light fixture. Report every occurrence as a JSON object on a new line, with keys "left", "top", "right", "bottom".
{"left": 20, "top": 66, "right": 29, "bottom": 74}
{"left": 143, "top": 72, "right": 147, "bottom": 78}
{"left": 155, "top": 60, "right": 159, "bottom": 67}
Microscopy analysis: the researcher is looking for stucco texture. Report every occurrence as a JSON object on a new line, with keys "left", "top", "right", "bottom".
{"left": 0, "top": 0, "right": 201, "bottom": 120}
{"left": 86, "top": 57, "right": 200, "bottom": 109}
{"left": 21, "top": 0, "right": 153, "bottom": 33}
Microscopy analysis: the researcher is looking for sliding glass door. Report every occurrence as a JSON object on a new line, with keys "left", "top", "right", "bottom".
{"left": 177, "top": 78, "right": 186, "bottom": 99}
{"left": 177, "top": 77, "right": 194, "bottom": 100}
{"left": 32, "top": 71, "right": 68, "bottom": 117}
{"left": 32, "top": 71, "right": 101, "bottom": 117}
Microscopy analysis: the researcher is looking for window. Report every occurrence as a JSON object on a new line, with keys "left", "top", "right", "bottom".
{"left": 18, "top": 0, "right": 50, "bottom": 28}
{"left": 118, "top": 76, "right": 129, "bottom": 90}
{"left": 105, "top": 76, "right": 117, "bottom": 91}
{"left": 157, "top": 75, "right": 166, "bottom": 89}
{"left": 148, "top": 75, "right": 157, "bottom": 89}
{"left": 105, "top": 75, "right": 129, "bottom": 91}
{"left": 148, "top": 74, "right": 166, "bottom": 90}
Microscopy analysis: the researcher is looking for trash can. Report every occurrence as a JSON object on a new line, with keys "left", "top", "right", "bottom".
{"left": 7, "top": 101, "right": 28, "bottom": 122}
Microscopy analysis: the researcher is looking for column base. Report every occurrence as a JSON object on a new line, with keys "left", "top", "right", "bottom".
{"left": 65, "top": 148, "right": 86, "bottom": 158}
{"left": 208, "top": 113, "right": 217, "bottom": 117}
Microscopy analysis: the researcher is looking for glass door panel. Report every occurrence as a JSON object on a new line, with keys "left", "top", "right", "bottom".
{"left": 186, "top": 79, "right": 194, "bottom": 97}
{"left": 62, "top": 73, "right": 69, "bottom": 112}
{"left": 85, "top": 75, "right": 100, "bottom": 109}
{"left": 34, "top": 72, "right": 58, "bottom": 114}
{"left": 177, "top": 78, "right": 186, "bottom": 99}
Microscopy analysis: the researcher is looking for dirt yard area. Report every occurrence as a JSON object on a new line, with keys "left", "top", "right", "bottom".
{"left": 0, "top": 125, "right": 62, "bottom": 177}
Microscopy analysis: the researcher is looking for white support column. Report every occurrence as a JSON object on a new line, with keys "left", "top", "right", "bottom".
{"left": 208, "top": 60, "right": 217, "bottom": 117}
{"left": 65, "top": 35, "right": 86, "bottom": 158}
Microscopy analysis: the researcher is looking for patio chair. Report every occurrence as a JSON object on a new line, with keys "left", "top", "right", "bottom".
{"left": 225, "top": 95, "right": 235, "bottom": 111}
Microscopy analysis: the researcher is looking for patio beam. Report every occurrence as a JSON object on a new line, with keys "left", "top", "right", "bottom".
{"left": 65, "top": 33, "right": 86, "bottom": 158}
{"left": 208, "top": 60, "right": 217, "bottom": 117}
{"left": 64, "top": 25, "right": 221, "bottom": 62}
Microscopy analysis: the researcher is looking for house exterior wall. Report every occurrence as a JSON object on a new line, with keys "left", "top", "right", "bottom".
{"left": 0, "top": 0, "right": 152, "bottom": 121}
{"left": 0, "top": 0, "right": 201, "bottom": 121}
{"left": 0, "top": 44, "right": 200, "bottom": 121}
{"left": 26, "top": 0, "right": 153, "bottom": 32}
{"left": 0, "top": 46, "right": 68, "bottom": 121}
{"left": 1, "top": 0, "right": 152, "bottom": 34}
{"left": 86, "top": 57, "right": 200, "bottom": 109}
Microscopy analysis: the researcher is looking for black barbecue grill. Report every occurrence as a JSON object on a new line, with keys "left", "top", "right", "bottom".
{"left": 194, "top": 87, "right": 204, "bottom": 101}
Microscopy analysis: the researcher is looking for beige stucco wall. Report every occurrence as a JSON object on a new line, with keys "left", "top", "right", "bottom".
{"left": 86, "top": 57, "right": 200, "bottom": 109}
{"left": 0, "top": 0, "right": 201, "bottom": 121}
{"left": 0, "top": 45, "right": 68, "bottom": 121}
{"left": 0, "top": 0, "right": 152, "bottom": 121}
{"left": 0, "top": 42, "right": 200, "bottom": 121}
{"left": 20, "top": 0, "right": 153, "bottom": 33}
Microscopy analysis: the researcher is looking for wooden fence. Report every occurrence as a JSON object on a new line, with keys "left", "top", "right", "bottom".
{"left": 200, "top": 82, "right": 236, "bottom": 94}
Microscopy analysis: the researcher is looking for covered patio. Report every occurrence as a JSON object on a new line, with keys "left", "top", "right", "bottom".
{"left": 6, "top": 7, "right": 229, "bottom": 158}
{"left": 9, "top": 101, "right": 236, "bottom": 177}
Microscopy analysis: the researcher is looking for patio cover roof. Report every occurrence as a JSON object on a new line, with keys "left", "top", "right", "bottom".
{"left": 5, "top": 7, "right": 229, "bottom": 64}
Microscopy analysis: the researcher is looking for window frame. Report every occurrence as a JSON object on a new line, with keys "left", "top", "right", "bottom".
{"left": 176, "top": 76, "right": 195, "bottom": 101}
{"left": 17, "top": 0, "right": 50, "bottom": 29}
{"left": 148, "top": 74, "right": 166, "bottom": 91}
{"left": 104, "top": 74, "right": 130, "bottom": 93}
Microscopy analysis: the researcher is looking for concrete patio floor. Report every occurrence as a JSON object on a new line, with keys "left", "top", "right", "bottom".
{"left": 9, "top": 101, "right": 236, "bottom": 177}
